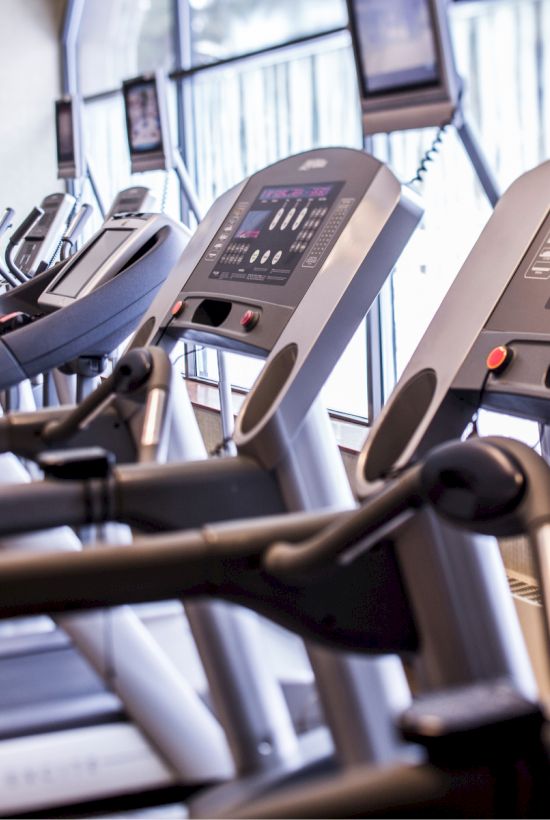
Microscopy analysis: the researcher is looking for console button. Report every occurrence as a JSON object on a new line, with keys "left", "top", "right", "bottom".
{"left": 486, "top": 345, "right": 512, "bottom": 374}
{"left": 240, "top": 309, "right": 259, "bottom": 331}
{"left": 170, "top": 300, "right": 186, "bottom": 318}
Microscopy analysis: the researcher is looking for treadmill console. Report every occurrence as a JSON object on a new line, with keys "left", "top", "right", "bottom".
{"left": 105, "top": 187, "right": 156, "bottom": 220}
{"left": 15, "top": 193, "right": 75, "bottom": 276}
{"left": 39, "top": 213, "right": 171, "bottom": 310}
{"left": 0, "top": 212, "right": 190, "bottom": 390}
{"left": 357, "top": 161, "right": 550, "bottom": 490}
{"left": 450, "top": 207, "right": 550, "bottom": 420}
{"left": 131, "top": 146, "right": 421, "bottom": 457}
{"left": 485, "top": 213, "right": 550, "bottom": 335}
{"left": 158, "top": 150, "right": 378, "bottom": 356}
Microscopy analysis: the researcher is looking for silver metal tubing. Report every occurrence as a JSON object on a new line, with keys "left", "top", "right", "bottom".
{"left": 173, "top": 151, "right": 203, "bottom": 224}
{"left": 217, "top": 350, "right": 236, "bottom": 455}
{"left": 456, "top": 119, "right": 500, "bottom": 208}
{"left": 52, "top": 370, "right": 76, "bottom": 405}
{"left": 0, "top": 453, "right": 234, "bottom": 783}
{"left": 395, "top": 509, "right": 537, "bottom": 700}
{"left": 275, "top": 397, "right": 413, "bottom": 767}
{"left": 85, "top": 158, "right": 107, "bottom": 219}
{"left": 166, "top": 374, "right": 300, "bottom": 775}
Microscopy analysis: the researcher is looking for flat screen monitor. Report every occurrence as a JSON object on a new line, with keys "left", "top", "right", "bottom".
{"left": 122, "top": 73, "right": 172, "bottom": 172}
{"left": 124, "top": 79, "right": 163, "bottom": 154}
{"left": 49, "top": 229, "right": 132, "bottom": 299}
{"left": 347, "top": 0, "right": 459, "bottom": 133}
{"left": 56, "top": 100, "right": 75, "bottom": 163}
{"left": 351, "top": 0, "right": 440, "bottom": 96}
{"left": 55, "top": 98, "right": 84, "bottom": 178}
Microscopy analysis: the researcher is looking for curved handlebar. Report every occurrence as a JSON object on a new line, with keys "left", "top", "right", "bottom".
{"left": 264, "top": 437, "right": 534, "bottom": 583}
{"left": 41, "top": 346, "right": 172, "bottom": 455}
{"left": 264, "top": 465, "right": 423, "bottom": 581}
{"left": 60, "top": 203, "right": 94, "bottom": 260}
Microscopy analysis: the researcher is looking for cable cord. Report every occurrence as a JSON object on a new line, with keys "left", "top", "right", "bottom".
{"left": 405, "top": 98, "right": 462, "bottom": 188}
{"left": 160, "top": 170, "right": 170, "bottom": 213}
{"left": 469, "top": 367, "right": 543, "bottom": 452}
{"left": 467, "top": 368, "right": 491, "bottom": 439}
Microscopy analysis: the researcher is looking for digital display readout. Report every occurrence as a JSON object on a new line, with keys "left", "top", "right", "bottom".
{"left": 51, "top": 229, "right": 132, "bottom": 299}
{"left": 258, "top": 185, "right": 334, "bottom": 201}
{"left": 208, "top": 182, "right": 344, "bottom": 286}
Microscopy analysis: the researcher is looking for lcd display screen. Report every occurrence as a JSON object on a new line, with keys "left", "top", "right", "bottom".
{"left": 208, "top": 182, "right": 344, "bottom": 286}
{"left": 55, "top": 100, "right": 75, "bottom": 164}
{"left": 350, "top": 0, "right": 440, "bottom": 95}
{"left": 124, "top": 80, "right": 163, "bottom": 154}
{"left": 51, "top": 229, "right": 132, "bottom": 299}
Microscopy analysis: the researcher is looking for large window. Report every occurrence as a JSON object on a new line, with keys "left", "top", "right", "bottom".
{"left": 189, "top": 0, "right": 347, "bottom": 65}
{"left": 79, "top": 0, "right": 176, "bottom": 96}
{"left": 74, "top": 0, "right": 550, "bottom": 424}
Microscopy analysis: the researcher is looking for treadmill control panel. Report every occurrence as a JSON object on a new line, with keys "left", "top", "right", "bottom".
{"left": 15, "top": 194, "right": 75, "bottom": 276}
{"left": 160, "top": 149, "right": 378, "bottom": 356}
{"left": 38, "top": 213, "right": 165, "bottom": 310}
{"left": 206, "top": 182, "right": 345, "bottom": 286}
{"left": 485, "top": 212, "right": 550, "bottom": 334}
{"left": 451, "top": 210, "right": 550, "bottom": 423}
{"left": 105, "top": 186, "right": 156, "bottom": 221}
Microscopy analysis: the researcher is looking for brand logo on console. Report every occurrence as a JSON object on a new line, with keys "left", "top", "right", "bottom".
{"left": 298, "top": 158, "right": 328, "bottom": 171}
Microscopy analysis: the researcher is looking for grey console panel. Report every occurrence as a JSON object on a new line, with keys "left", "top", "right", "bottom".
{"left": 131, "top": 147, "right": 422, "bottom": 469}
{"left": 357, "top": 160, "right": 550, "bottom": 496}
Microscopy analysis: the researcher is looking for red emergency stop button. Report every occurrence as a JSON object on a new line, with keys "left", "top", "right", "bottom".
{"left": 240, "top": 309, "right": 259, "bottom": 331}
{"left": 170, "top": 300, "right": 185, "bottom": 318}
{"left": 486, "top": 345, "right": 512, "bottom": 374}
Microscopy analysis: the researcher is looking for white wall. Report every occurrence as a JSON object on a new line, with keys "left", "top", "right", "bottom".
{"left": 0, "top": 0, "right": 65, "bottom": 219}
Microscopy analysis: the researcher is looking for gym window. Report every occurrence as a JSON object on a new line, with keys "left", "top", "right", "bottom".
{"left": 67, "top": 0, "right": 550, "bottom": 428}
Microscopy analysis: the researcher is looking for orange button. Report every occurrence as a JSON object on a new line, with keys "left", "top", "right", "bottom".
{"left": 486, "top": 345, "right": 512, "bottom": 374}
{"left": 240, "top": 309, "right": 259, "bottom": 331}
{"left": 170, "top": 300, "right": 185, "bottom": 317}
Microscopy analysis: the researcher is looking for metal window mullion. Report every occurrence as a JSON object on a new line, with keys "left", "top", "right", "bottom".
{"left": 61, "top": 0, "right": 86, "bottom": 95}
{"left": 80, "top": 28, "right": 350, "bottom": 105}
{"left": 175, "top": 0, "right": 200, "bottom": 378}
{"left": 365, "top": 297, "right": 384, "bottom": 426}
{"left": 61, "top": 0, "right": 87, "bottom": 198}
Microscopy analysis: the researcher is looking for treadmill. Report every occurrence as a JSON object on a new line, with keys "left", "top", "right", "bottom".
{"left": 0, "top": 146, "right": 424, "bottom": 816}
{"left": 0, "top": 210, "right": 188, "bottom": 393}
{"left": 0, "top": 212, "right": 240, "bottom": 815}
{"left": 0, "top": 155, "right": 546, "bottom": 814}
